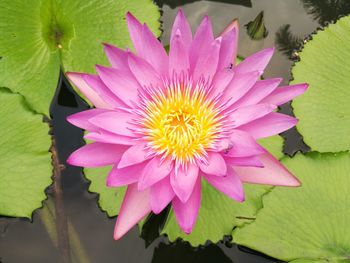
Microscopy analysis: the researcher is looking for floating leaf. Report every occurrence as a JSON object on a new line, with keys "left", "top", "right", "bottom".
{"left": 245, "top": 11, "right": 268, "bottom": 40}
{"left": 0, "top": 0, "right": 160, "bottom": 115}
{"left": 234, "top": 152, "right": 350, "bottom": 262}
{"left": 84, "top": 166, "right": 126, "bottom": 217}
{"left": 291, "top": 15, "right": 350, "bottom": 152}
{"left": 0, "top": 89, "right": 52, "bottom": 218}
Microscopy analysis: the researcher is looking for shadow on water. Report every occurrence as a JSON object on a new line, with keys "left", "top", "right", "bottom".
{"left": 1, "top": 0, "right": 350, "bottom": 262}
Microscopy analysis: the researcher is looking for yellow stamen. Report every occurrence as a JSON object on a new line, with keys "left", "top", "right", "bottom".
{"left": 141, "top": 81, "right": 223, "bottom": 166}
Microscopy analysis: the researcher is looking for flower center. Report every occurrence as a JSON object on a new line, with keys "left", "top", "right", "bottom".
{"left": 139, "top": 80, "right": 224, "bottom": 166}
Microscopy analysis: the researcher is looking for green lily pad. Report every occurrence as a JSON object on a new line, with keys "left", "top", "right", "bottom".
{"left": 291, "top": 15, "right": 350, "bottom": 152}
{"left": 233, "top": 152, "right": 350, "bottom": 262}
{"left": 0, "top": 89, "right": 52, "bottom": 218}
{"left": 85, "top": 166, "right": 126, "bottom": 217}
{"left": 0, "top": 0, "right": 160, "bottom": 115}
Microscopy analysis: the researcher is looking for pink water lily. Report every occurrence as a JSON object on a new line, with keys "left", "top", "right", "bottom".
{"left": 66, "top": 10, "right": 307, "bottom": 240}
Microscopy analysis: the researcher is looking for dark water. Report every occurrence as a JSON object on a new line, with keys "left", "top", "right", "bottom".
{"left": 0, "top": 0, "right": 348, "bottom": 262}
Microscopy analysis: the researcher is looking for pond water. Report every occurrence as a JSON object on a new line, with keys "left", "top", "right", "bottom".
{"left": 0, "top": 0, "right": 348, "bottom": 262}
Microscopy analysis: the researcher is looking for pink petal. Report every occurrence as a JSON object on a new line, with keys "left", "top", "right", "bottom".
{"left": 222, "top": 71, "right": 261, "bottom": 105}
{"left": 67, "top": 143, "right": 128, "bottom": 167}
{"left": 138, "top": 157, "right": 173, "bottom": 190}
{"left": 118, "top": 143, "right": 150, "bottom": 169}
{"left": 96, "top": 65, "right": 141, "bottom": 107}
{"left": 233, "top": 151, "right": 300, "bottom": 186}
{"left": 170, "top": 163, "right": 199, "bottom": 203}
{"left": 169, "top": 29, "right": 190, "bottom": 75}
{"left": 238, "top": 112, "right": 298, "bottom": 139}
{"left": 171, "top": 9, "right": 192, "bottom": 51}
{"left": 127, "top": 52, "right": 162, "bottom": 88}
{"left": 217, "top": 27, "right": 237, "bottom": 71}
{"left": 235, "top": 47, "right": 275, "bottom": 75}
{"left": 199, "top": 152, "right": 227, "bottom": 176}
{"left": 103, "top": 43, "right": 128, "bottom": 70}
{"left": 192, "top": 37, "right": 221, "bottom": 82}
{"left": 230, "top": 104, "right": 277, "bottom": 127}
{"left": 140, "top": 24, "right": 169, "bottom": 76}
{"left": 66, "top": 72, "right": 110, "bottom": 109}
{"left": 66, "top": 108, "right": 108, "bottom": 131}
{"left": 232, "top": 78, "right": 282, "bottom": 108}
{"left": 225, "top": 156, "right": 264, "bottom": 167}
{"left": 150, "top": 176, "right": 175, "bottom": 214}
{"left": 203, "top": 167, "right": 244, "bottom": 202}
{"left": 107, "top": 162, "right": 146, "bottom": 187}
{"left": 84, "top": 130, "right": 136, "bottom": 145}
{"left": 210, "top": 68, "right": 234, "bottom": 96}
{"left": 126, "top": 12, "right": 143, "bottom": 56}
{"left": 189, "top": 16, "right": 214, "bottom": 72}
{"left": 114, "top": 183, "right": 151, "bottom": 240}
{"left": 83, "top": 74, "right": 126, "bottom": 108}
{"left": 219, "top": 19, "right": 239, "bottom": 38}
{"left": 261, "top": 83, "right": 309, "bottom": 106}
{"left": 89, "top": 111, "right": 136, "bottom": 137}
{"left": 172, "top": 177, "right": 201, "bottom": 234}
{"left": 220, "top": 130, "right": 265, "bottom": 157}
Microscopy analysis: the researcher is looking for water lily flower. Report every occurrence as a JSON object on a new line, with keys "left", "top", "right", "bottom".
{"left": 66, "top": 10, "right": 308, "bottom": 240}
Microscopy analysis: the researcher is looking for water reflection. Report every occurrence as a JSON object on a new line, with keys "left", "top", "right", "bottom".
{"left": 275, "top": 24, "right": 303, "bottom": 58}
{"left": 301, "top": 0, "right": 350, "bottom": 26}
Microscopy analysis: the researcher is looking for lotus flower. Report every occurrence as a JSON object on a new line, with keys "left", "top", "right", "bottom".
{"left": 66, "top": 10, "right": 308, "bottom": 240}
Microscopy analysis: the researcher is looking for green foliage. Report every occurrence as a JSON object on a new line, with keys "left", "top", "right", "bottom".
{"left": 0, "top": 90, "right": 52, "bottom": 218}
{"left": 234, "top": 152, "right": 350, "bottom": 262}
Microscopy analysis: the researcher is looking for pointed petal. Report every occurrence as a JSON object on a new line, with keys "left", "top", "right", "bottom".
{"left": 217, "top": 28, "right": 238, "bottom": 71}
{"left": 126, "top": 12, "right": 143, "bottom": 56}
{"left": 238, "top": 112, "right": 298, "bottom": 139}
{"left": 141, "top": 24, "right": 169, "bottom": 76}
{"left": 230, "top": 104, "right": 277, "bottom": 127}
{"left": 138, "top": 157, "right": 173, "bottom": 190}
{"left": 219, "top": 19, "right": 239, "bottom": 38}
{"left": 84, "top": 130, "right": 136, "bottom": 145}
{"left": 235, "top": 47, "right": 275, "bottom": 75}
{"left": 114, "top": 183, "right": 151, "bottom": 240}
{"left": 89, "top": 111, "right": 135, "bottom": 137}
{"left": 261, "top": 83, "right": 309, "bottom": 106}
{"left": 225, "top": 156, "right": 264, "bottom": 167}
{"left": 210, "top": 68, "right": 234, "bottom": 96}
{"left": 233, "top": 151, "right": 300, "bottom": 186}
{"left": 222, "top": 71, "right": 261, "bottom": 105}
{"left": 199, "top": 152, "right": 227, "bottom": 176}
{"left": 189, "top": 16, "right": 214, "bottom": 71}
{"left": 66, "top": 72, "right": 110, "bottom": 109}
{"left": 169, "top": 29, "right": 190, "bottom": 75}
{"left": 232, "top": 78, "right": 282, "bottom": 108}
{"left": 192, "top": 37, "right": 221, "bottom": 82}
{"left": 103, "top": 43, "right": 128, "bottom": 70}
{"left": 66, "top": 108, "right": 108, "bottom": 131}
{"left": 172, "top": 177, "right": 201, "bottom": 234}
{"left": 150, "top": 176, "right": 175, "bottom": 214}
{"left": 118, "top": 143, "right": 150, "bottom": 169}
{"left": 107, "top": 162, "right": 145, "bottom": 187}
{"left": 83, "top": 74, "right": 126, "bottom": 108}
{"left": 171, "top": 9, "right": 192, "bottom": 51}
{"left": 203, "top": 167, "right": 244, "bottom": 202}
{"left": 219, "top": 130, "right": 265, "bottom": 157}
{"left": 128, "top": 52, "right": 161, "bottom": 88}
{"left": 67, "top": 143, "right": 128, "bottom": 167}
{"left": 170, "top": 164, "right": 199, "bottom": 203}
{"left": 96, "top": 65, "right": 141, "bottom": 107}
